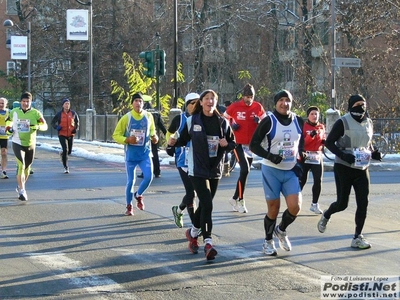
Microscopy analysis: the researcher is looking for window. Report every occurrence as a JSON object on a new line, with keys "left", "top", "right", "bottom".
{"left": 7, "top": 0, "right": 18, "bottom": 15}
{"left": 7, "top": 61, "right": 15, "bottom": 76}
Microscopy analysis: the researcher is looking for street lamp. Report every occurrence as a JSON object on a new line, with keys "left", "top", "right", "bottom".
{"left": 75, "top": 0, "right": 93, "bottom": 110}
{"left": 3, "top": 19, "right": 31, "bottom": 92}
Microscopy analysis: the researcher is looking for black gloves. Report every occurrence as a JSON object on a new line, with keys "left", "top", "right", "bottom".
{"left": 371, "top": 149, "right": 382, "bottom": 161}
{"left": 231, "top": 123, "right": 240, "bottom": 131}
{"left": 166, "top": 145, "right": 175, "bottom": 157}
{"left": 267, "top": 153, "right": 283, "bottom": 164}
{"left": 341, "top": 153, "right": 355, "bottom": 164}
{"left": 253, "top": 116, "right": 260, "bottom": 124}
{"left": 310, "top": 130, "right": 317, "bottom": 137}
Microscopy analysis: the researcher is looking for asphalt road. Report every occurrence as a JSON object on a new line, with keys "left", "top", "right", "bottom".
{"left": 0, "top": 147, "right": 399, "bottom": 299}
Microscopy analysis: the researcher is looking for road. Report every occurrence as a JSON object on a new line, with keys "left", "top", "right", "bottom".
{"left": 0, "top": 147, "right": 399, "bottom": 299}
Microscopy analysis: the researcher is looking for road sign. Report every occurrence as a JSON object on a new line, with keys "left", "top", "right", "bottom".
{"left": 335, "top": 57, "right": 361, "bottom": 68}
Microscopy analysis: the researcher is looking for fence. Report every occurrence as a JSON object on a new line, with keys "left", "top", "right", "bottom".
{"left": 39, "top": 114, "right": 400, "bottom": 154}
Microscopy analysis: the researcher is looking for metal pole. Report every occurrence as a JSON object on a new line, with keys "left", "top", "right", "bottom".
{"left": 156, "top": 44, "right": 160, "bottom": 111}
{"left": 88, "top": 2, "right": 93, "bottom": 109}
{"left": 330, "top": 0, "right": 336, "bottom": 109}
{"left": 173, "top": 0, "right": 178, "bottom": 107}
{"left": 27, "top": 21, "right": 31, "bottom": 91}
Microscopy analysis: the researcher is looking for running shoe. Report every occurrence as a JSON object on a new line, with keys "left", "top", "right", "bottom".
{"left": 185, "top": 228, "right": 199, "bottom": 254}
{"left": 262, "top": 239, "right": 277, "bottom": 256}
{"left": 172, "top": 206, "right": 183, "bottom": 228}
{"left": 64, "top": 167, "right": 69, "bottom": 174}
{"left": 318, "top": 212, "right": 329, "bottom": 233}
{"left": 125, "top": 204, "right": 134, "bottom": 216}
{"left": 237, "top": 199, "right": 248, "bottom": 213}
{"left": 310, "top": 203, "right": 323, "bottom": 214}
{"left": 274, "top": 225, "right": 292, "bottom": 251}
{"left": 1, "top": 171, "right": 8, "bottom": 179}
{"left": 135, "top": 193, "right": 145, "bottom": 210}
{"left": 351, "top": 234, "right": 371, "bottom": 249}
{"left": 228, "top": 198, "right": 238, "bottom": 212}
{"left": 204, "top": 243, "right": 218, "bottom": 260}
{"left": 18, "top": 189, "right": 28, "bottom": 201}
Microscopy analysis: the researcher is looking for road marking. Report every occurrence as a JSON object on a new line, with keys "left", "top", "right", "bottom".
{"left": 27, "top": 252, "right": 133, "bottom": 299}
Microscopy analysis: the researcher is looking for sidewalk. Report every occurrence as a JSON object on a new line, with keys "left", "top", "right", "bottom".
{"left": 36, "top": 136, "right": 400, "bottom": 171}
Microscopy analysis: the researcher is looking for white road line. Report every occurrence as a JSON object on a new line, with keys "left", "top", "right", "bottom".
{"left": 27, "top": 252, "right": 133, "bottom": 299}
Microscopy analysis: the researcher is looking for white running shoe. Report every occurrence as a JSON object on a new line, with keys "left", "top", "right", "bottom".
{"left": 351, "top": 234, "right": 371, "bottom": 249}
{"left": 237, "top": 199, "right": 248, "bottom": 213}
{"left": 318, "top": 212, "right": 329, "bottom": 233}
{"left": 274, "top": 225, "right": 292, "bottom": 251}
{"left": 18, "top": 189, "right": 28, "bottom": 201}
{"left": 310, "top": 203, "right": 323, "bottom": 214}
{"left": 64, "top": 167, "right": 69, "bottom": 174}
{"left": 263, "top": 239, "right": 277, "bottom": 256}
{"left": 228, "top": 198, "right": 239, "bottom": 212}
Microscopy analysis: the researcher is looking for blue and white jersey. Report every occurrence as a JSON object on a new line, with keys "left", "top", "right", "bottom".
{"left": 124, "top": 111, "right": 153, "bottom": 161}
{"left": 262, "top": 113, "right": 302, "bottom": 170}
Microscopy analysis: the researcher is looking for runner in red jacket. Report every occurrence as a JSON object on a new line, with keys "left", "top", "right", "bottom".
{"left": 51, "top": 98, "right": 79, "bottom": 174}
{"left": 299, "top": 106, "right": 326, "bottom": 214}
{"left": 224, "top": 83, "right": 266, "bottom": 213}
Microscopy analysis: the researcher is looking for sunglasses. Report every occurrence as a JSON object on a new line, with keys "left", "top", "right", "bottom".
{"left": 188, "top": 100, "right": 197, "bottom": 105}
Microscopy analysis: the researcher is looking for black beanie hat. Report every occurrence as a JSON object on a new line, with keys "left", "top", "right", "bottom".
{"left": 348, "top": 94, "right": 365, "bottom": 111}
{"left": 62, "top": 98, "right": 70, "bottom": 105}
{"left": 242, "top": 84, "right": 255, "bottom": 96}
{"left": 131, "top": 92, "right": 143, "bottom": 103}
{"left": 273, "top": 90, "right": 293, "bottom": 105}
{"left": 307, "top": 106, "right": 320, "bottom": 116}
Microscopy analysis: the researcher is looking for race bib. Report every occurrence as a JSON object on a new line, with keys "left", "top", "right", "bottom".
{"left": 184, "top": 146, "right": 189, "bottom": 166}
{"left": 306, "top": 151, "right": 322, "bottom": 165}
{"left": 0, "top": 126, "right": 6, "bottom": 136}
{"left": 130, "top": 129, "right": 145, "bottom": 146}
{"left": 354, "top": 148, "right": 371, "bottom": 168}
{"left": 17, "top": 119, "right": 30, "bottom": 132}
{"left": 278, "top": 141, "right": 296, "bottom": 163}
{"left": 207, "top": 136, "right": 219, "bottom": 158}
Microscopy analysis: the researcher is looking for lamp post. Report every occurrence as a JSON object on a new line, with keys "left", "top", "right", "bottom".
{"left": 3, "top": 19, "right": 31, "bottom": 92}
{"left": 74, "top": 0, "right": 95, "bottom": 140}
{"left": 75, "top": 0, "right": 93, "bottom": 110}
{"left": 330, "top": 0, "right": 336, "bottom": 109}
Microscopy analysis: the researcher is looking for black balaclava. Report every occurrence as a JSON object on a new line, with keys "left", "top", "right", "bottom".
{"left": 348, "top": 94, "right": 367, "bottom": 122}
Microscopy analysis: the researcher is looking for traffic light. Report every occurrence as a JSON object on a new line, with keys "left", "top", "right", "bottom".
{"left": 159, "top": 50, "right": 166, "bottom": 76}
{"left": 139, "top": 51, "right": 155, "bottom": 78}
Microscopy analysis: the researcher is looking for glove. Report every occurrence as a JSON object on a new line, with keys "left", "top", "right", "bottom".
{"left": 231, "top": 123, "right": 240, "bottom": 131}
{"left": 341, "top": 153, "right": 355, "bottom": 164}
{"left": 254, "top": 116, "right": 260, "bottom": 124}
{"left": 166, "top": 145, "right": 175, "bottom": 157}
{"left": 310, "top": 130, "right": 317, "bottom": 137}
{"left": 71, "top": 129, "right": 76, "bottom": 134}
{"left": 371, "top": 149, "right": 382, "bottom": 161}
{"left": 267, "top": 152, "right": 283, "bottom": 164}
{"left": 291, "top": 162, "right": 303, "bottom": 178}
{"left": 57, "top": 125, "right": 62, "bottom": 131}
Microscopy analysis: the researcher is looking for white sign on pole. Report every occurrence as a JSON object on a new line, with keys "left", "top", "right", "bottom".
{"left": 10, "top": 36, "right": 28, "bottom": 60}
{"left": 335, "top": 57, "right": 361, "bottom": 68}
{"left": 67, "top": 9, "right": 88, "bottom": 41}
